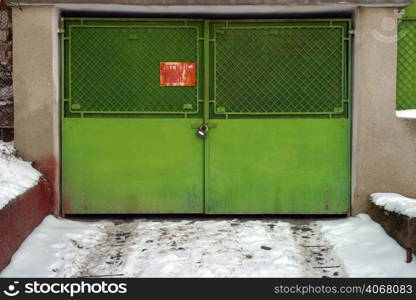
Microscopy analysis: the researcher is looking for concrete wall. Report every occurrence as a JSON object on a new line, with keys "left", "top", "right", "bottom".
{"left": 368, "top": 199, "right": 416, "bottom": 254}
{"left": 13, "top": 6, "right": 60, "bottom": 215}
{"left": 352, "top": 7, "right": 416, "bottom": 214}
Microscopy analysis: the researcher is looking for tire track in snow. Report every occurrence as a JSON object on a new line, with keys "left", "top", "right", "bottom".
{"left": 61, "top": 218, "right": 347, "bottom": 278}
{"left": 63, "top": 220, "right": 138, "bottom": 278}
{"left": 113, "top": 219, "right": 304, "bottom": 277}
{"left": 291, "top": 222, "right": 347, "bottom": 278}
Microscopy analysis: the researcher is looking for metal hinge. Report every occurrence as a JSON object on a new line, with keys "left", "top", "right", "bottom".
{"left": 58, "top": 28, "right": 65, "bottom": 34}
{"left": 348, "top": 29, "right": 355, "bottom": 35}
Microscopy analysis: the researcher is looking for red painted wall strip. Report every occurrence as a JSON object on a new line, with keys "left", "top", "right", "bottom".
{"left": 0, "top": 180, "right": 51, "bottom": 272}
{"left": 36, "top": 155, "right": 59, "bottom": 216}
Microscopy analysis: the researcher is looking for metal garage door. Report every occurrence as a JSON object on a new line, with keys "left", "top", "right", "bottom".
{"left": 61, "top": 19, "right": 205, "bottom": 213}
{"left": 205, "top": 20, "right": 351, "bottom": 214}
{"left": 61, "top": 18, "right": 351, "bottom": 214}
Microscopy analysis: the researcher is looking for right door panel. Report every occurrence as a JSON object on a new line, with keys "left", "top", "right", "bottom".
{"left": 205, "top": 20, "right": 351, "bottom": 214}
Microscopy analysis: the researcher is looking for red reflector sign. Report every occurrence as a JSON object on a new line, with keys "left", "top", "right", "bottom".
{"left": 160, "top": 62, "right": 196, "bottom": 87}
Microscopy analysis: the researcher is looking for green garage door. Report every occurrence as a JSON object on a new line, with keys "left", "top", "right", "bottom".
{"left": 205, "top": 20, "right": 351, "bottom": 214}
{"left": 61, "top": 18, "right": 351, "bottom": 214}
{"left": 61, "top": 19, "right": 205, "bottom": 213}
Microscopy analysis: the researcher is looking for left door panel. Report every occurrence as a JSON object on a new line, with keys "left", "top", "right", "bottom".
{"left": 61, "top": 19, "right": 205, "bottom": 214}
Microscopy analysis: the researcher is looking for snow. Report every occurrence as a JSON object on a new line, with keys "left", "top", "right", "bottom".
{"left": 318, "top": 214, "right": 416, "bottom": 277}
{"left": 122, "top": 220, "right": 301, "bottom": 277}
{"left": 2, "top": 214, "right": 416, "bottom": 278}
{"left": 370, "top": 193, "right": 416, "bottom": 218}
{"left": 0, "top": 141, "right": 42, "bottom": 210}
{"left": 0, "top": 216, "right": 107, "bottom": 278}
{"left": 396, "top": 109, "right": 416, "bottom": 119}
{"left": 1, "top": 218, "right": 303, "bottom": 278}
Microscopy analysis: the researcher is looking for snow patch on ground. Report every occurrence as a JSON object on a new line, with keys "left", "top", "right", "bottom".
{"left": 318, "top": 214, "right": 416, "bottom": 277}
{"left": 1, "top": 218, "right": 303, "bottom": 278}
{"left": 396, "top": 109, "right": 416, "bottom": 119}
{"left": 2, "top": 215, "right": 416, "bottom": 278}
{"left": 370, "top": 193, "right": 416, "bottom": 218}
{"left": 0, "top": 216, "right": 107, "bottom": 277}
{"left": 0, "top": 141, "right": 42, "bottom": 210}
{"left": 123, "top": 220, "right": 302, "bottom": 277}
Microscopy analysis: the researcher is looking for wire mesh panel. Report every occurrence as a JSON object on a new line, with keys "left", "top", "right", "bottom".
{"left": 397, "top": 19, "right": 416, "bottom": 110}
{"left": 66, "top": 21, "right": 200, "bottom": 115}
{"left": 0, "top": 8, "right": 13, "bottom": 141}
{"left": 213, "top": 24, "right": 347, "bottom": 116}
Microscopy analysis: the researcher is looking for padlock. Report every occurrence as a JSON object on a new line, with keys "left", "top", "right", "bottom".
{"left": 196, "top": 124, "right": 209, "bottom": 139}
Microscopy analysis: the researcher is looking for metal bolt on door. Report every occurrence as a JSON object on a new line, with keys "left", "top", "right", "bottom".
{"left": 61, "top": 18, "right": 351, "bottom": 214}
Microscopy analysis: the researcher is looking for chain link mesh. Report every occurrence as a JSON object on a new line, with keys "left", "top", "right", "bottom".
{"left": 397, "top": 19, "right": 416, "bottom": 110}
{"left": 70, "top": 26, "right": 198, "bottom": 113}
{"left": 215, "top": 27, "right": 344, "bottom": 114}
{"left": 0, "top": 8, "right": 13, "bottom": 141}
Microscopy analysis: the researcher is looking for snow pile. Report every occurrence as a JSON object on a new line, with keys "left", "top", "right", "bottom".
{"left": 370, "top": 193, "right": 416, "bottom": 218}
{"left": 0, "top": 141, "right": 14, "bottom": 156}
{"left": 319, "top": 214, "right": 416, "bottom": 277}
{"left": 0, "top": 216, "right": 107, "bottom": 277}
{"left": 0, "top": 141, "right": 42, "bottom": 210}
{"left": 396, "top": 109, "right": 416, "bottom": 119}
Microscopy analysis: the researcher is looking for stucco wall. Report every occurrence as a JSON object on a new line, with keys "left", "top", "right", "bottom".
{"left": 352, "top": 7, "right": 416, "bottom": 214}
{"left": 12, "top": 6, "right": 60, "bottom": 215}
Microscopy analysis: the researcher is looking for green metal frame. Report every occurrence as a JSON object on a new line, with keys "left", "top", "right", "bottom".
{"left": 61, "top": 18, "right": 352, "bottom": 215}
{"left": 61, "top": 18, "right": 205, "bottom": 117}
{"left": 61, "top": 18, "right": 206, "bottom": 214}
{"left": 208, "top": 20, "right": 351, "bottom": 118}
{"left": 397, "top": 18, "right": 416, "bottom": 110}
{"left": 62, "top": 18, "right": 351, "bottom": 119}
{"left": 203, "top": 19, "right": 352, "bottom": 214}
